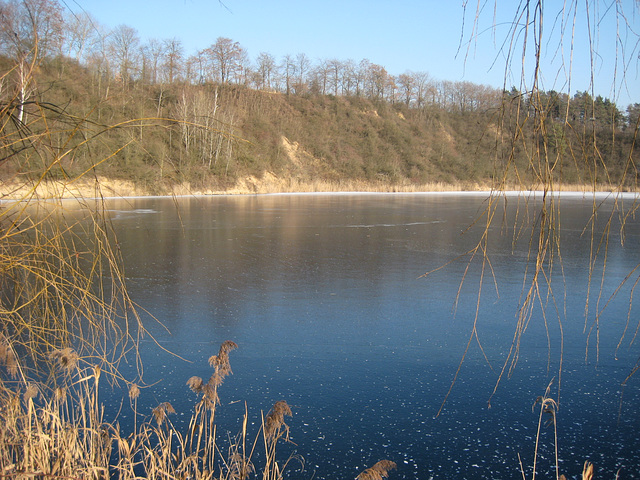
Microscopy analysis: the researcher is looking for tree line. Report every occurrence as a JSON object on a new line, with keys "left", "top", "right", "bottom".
{"left": 2, "top": 0, "right": 637, "bottom": 130}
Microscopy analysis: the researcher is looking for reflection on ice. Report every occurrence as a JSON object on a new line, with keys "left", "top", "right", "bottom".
{"left": 342, "top": 220, "right": 446, "bottom": 228}
{"left": 107, "top": 208, "right": 158, "bottom": 219}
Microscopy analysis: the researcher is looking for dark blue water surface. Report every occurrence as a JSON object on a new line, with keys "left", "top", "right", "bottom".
{"left": 102, "top": 193, "right": 639, "bottom": 480}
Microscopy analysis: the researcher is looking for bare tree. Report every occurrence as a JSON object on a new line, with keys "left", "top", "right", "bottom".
{"left": 83, "top": 24, "right": 112, "bottom": 101}
{"left": 162, "top": 37, "right": 183, "bottom": 84}
{"left": 0, "top": 0, "right": 63, "bottom": 123}
{"left": 205, "top": 37, "right": 244, "bottom": 84}
{"left": 62, "top": 10, "right": 99, "bottom": 63}
{"left": 341, "top": 59, "right": 358, "bottom": 96}
{"left": 0, "top": 0, "right": 64, "bottom": 61}
{"left": 294, "top": 52, "right": 310, "bottom": 94}
{"left": 140, "top": 38, "right": 163, "bottom": 85}
{"left": 108, "top": 24, "right": 140, "bottom": 86}
{"left": 313, "top": 59, "right": 330, "bottom": 95}
{"left": 412, "top": 71, "right": 431, "bottom": 108}
{"left": 367, "top": 62, "right": 389, "bottom": 101}
{"left": 173, "top": 86, "right": 236, "bottom": 171}
{"left": 281, "top": 53, "right": 295, "bottom": 95}
{"left": 187, "top": 50, "right": 207, "bottom": 84}
{"left": 396, "top": 72, "right": 416, "bottom": 106}
{"left": 255, "top": 51, "right": 276, "bottom": 91}
{"left": 352, "top": 59, "right": 370, "bottom": 97}
{"left": 232, "top": 45, "right": 250, "bottom": 85}
{"left": 326, "top": 58, "right": 343, "bottom": 96}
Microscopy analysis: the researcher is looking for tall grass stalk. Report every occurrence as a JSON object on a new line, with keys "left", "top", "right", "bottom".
{"left": 516, "top": 381, "right": 602, "bottom": 480}
{"left": 531, "top": 381, "right": 560, "bottom": 480}
{"left": 0, "top": 353, "right": 111, "bottom": 477}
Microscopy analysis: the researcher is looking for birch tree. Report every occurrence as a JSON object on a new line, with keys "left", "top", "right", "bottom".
{"left": 0, "top": 0, "right": 63, "bottom": 124}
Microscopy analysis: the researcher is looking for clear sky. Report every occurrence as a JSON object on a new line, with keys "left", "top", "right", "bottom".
{"left": 65, "top": 0, "right": 639, "bottom": 107}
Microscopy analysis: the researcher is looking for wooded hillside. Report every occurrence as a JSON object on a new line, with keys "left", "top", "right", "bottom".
{"left": 1, "top": 0, "right": 638, "bottom": 195}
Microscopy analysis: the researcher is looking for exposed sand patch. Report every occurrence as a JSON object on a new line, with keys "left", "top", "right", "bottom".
{"left": 438, "top": 123, "right": 456, "bottom": 146}
{"left": 1, "top": 176, "right": 142, "bottom": 200}
{"left": 279, "top": 135, "right": 342, "bottom": 183}
{"left": 279, "top": 135, "right": 328, "bottom": 172}
{"left": 280, "top": 136, "right": 304, "bottom": 168}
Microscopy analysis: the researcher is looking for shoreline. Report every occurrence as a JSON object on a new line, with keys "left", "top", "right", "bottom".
{"left": 59, "top": 190, "right": 640, "bottom": 201}
{"left": 1, "top": 176, "right": 638, "bottom": 202}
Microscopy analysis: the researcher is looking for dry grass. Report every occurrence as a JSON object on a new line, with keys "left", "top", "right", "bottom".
{"left": 0, "top": 340, "right": 305, "bottom": 480}
{"left": 0, "top": 175, "right": 494, "bottom": 198}
{"left": 0, "top": 351, "right": 110, "bottom": 478}
{"left": 0, "top": 345, "right": 605, "bottom": 480}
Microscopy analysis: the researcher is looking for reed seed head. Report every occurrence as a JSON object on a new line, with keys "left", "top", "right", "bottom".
{"left": 152, "top": 401, "right": 176, "bottom": 426}
{"left": 209, "top": 354, "right": 232, "bottom": 375}
{"left": 128, "top": 383, "right": 140, "bottom": 400}
{"left": 356, "top": 460, "right": 397, "bottom": 480}
{"left": 209, "top": 371, "right": 224, "bottom": 387}
{"left": 264, "top": 400, "right": 293, "bottom": 439}
{"left": 49, "top": 348, "right": 79, "bottom": 372}
{"left": 220, "top": 340, "right": 238, "bottom": 354}
{"left": 23, "top": 383, "right": 39, "bottom": 402}
{"left": 1, "top": 340, "right": 18, "bottom": 378}
{"left": 187, "top": 376, "right": 203, "bottom": 393}
{"left": 54, "top": 386, "right": 67, "bottom": 402}
{"left": 202, "top": 382, "right": 220, "bottom": 409}
{"left": 208, "top": 340, "right": 238, "bottom": 379}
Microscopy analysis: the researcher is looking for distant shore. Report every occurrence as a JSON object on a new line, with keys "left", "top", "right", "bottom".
{"left": 2, "top": 175, "right": 637, "bottom": 202}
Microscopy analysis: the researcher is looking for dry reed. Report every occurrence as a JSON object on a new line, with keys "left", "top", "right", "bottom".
{"left": 264, "top": 400, "right": 293, "bottom": 441}
{"left": 356, "top": 460, "right": 397, "bottom": 480}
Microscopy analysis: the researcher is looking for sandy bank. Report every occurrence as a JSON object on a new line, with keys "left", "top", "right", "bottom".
{"left": 1, "top": 174, "right": 637, "bottom": 201}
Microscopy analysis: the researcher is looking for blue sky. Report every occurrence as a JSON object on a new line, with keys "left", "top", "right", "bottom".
{"left": 67, "top": 0, "right": 639, "bottom": 107}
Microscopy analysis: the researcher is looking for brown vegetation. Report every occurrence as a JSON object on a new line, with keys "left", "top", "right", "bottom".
{"left": 356, "top": 460, "right": 397, "bottom": 480}
{"left": 0, "top": 341, "right": 304, "bottom": 480}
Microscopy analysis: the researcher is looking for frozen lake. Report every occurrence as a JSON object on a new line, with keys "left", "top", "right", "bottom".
{"left": 101, "top": 193, "right": 640, "bottom": 479}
